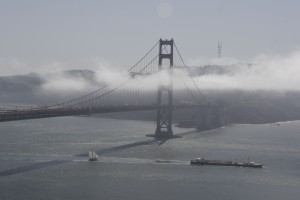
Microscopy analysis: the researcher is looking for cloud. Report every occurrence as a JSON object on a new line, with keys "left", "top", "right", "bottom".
{"left": 94, "top": 65, "right": 130, "bottom": 85}
{"left": 39, "top": 60, "right": 131, "bottom": 94}
{"left": 3, "top": 50, "right": 300, "bottom": 98}
{"left": 188, "top": 51, "right": 300, "bottom": 91}
{"left": 42, "top": 73, "right": 91, "bottom": 92}
{"left": 39, "top": 50, "right": 300, "bottom": 95}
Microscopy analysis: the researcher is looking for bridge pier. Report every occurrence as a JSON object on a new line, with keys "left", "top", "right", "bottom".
{"left": 196, "top": 105, "right": 212, "bottom": 130}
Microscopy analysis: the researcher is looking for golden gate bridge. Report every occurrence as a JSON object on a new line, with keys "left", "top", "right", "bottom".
{"left": 0, "top": 39, "right": 223, "bottom": 138}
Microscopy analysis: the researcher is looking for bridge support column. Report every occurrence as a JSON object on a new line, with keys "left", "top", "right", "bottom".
{"left": 155, "top": 39, "right": 174, "bottom": 138}
{"left": 196, "top": 105, "right": 212, "bottom": 131}
{"left": 197, "top": 104, "right": 225, "bottom": 131}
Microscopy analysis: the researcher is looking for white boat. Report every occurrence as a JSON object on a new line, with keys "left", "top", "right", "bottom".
{"left": 88, "top": 151, "right": 98, "bottom": 161}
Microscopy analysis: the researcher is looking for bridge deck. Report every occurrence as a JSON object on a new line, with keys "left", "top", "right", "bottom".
{"left": 0, "top": 104, "right": 202, "bottom": 122}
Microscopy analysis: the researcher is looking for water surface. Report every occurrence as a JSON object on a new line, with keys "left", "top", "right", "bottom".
{"left": 0, "top": 117, "right": 299, "bottom": 200}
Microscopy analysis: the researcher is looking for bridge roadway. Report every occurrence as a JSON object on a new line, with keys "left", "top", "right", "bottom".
{"left": 0, "top": 104, "right": 201, "bottom": 122}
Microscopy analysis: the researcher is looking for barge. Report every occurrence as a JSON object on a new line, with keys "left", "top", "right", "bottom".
{"left": 190, "top": 158, "right": 262, "bottom": 168}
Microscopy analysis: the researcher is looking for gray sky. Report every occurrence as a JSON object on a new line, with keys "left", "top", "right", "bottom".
{"left": 1, "top": 0, "right": 300, "bottom": 75}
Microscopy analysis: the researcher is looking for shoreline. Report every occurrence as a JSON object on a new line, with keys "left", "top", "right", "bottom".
{"left": 87, "top": 112, "right": 300, "bottom": 130}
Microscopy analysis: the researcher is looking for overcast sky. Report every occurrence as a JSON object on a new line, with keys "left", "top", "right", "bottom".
{"left": 1, "top": 0, "right": 300, "bottom": 75}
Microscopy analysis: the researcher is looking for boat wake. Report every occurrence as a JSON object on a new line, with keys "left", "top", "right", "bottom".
{"left": 0, "top": 154, "right": 190, "bottom": 177}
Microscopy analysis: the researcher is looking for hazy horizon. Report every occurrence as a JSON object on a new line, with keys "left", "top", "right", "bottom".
{"left": 1, "top": 0, "right": 300, "bottom": 76}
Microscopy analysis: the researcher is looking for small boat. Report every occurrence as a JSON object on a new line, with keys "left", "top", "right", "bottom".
{"left": 190, "top": 158, "right": 262, "bottom": 168}
{"left": 88, "top": 151, "right": 98, "bottom": 161}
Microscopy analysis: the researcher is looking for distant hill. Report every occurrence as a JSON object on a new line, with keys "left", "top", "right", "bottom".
{"left": 180, "top": 63, "right": 251, "bottom": 76}
{"left": 0, "top": 69, "right": 103, "bottom": 107}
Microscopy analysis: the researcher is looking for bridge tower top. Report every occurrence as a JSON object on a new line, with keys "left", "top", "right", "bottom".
{"left": 159, "top": 38, "right": 174, "bottom": 66}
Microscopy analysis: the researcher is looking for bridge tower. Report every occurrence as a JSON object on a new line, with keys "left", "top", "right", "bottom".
{"left": 155, "top": 39, "right": 174, "bottom": 138}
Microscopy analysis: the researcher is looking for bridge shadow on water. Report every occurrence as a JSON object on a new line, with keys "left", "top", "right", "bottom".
{"left": 75, "top": 138, "right": 170, "bottom": 157}
{"left": 0, "top": 131, "right": 199, "bottom": 177}
{"left": 0, "top": 159, "right": 71, "bottom": 177}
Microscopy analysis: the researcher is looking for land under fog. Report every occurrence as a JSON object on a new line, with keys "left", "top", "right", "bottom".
{"left": 1, "top": 66, "right": 300, "bottom": 124}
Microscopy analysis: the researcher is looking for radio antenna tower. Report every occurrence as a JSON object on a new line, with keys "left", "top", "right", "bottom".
{"left": 218, "top": 41, "right": 222, "bottom": 59}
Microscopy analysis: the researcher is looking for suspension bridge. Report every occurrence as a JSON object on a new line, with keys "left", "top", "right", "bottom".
{"left": 0, "top": 39, "right": 224, "bottom": 138}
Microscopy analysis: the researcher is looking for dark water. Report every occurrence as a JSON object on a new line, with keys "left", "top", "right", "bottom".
{"left": 0, "top": 117, "right": 299, "bottom": 200}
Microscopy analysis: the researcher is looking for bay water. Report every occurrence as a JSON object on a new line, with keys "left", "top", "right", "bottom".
{"left": 0, "top": 116, "right": 299, "bottom": 199}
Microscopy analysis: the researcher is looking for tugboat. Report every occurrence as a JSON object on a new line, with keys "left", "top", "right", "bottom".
{"left": 88, "top": 151, "right": 98, "bottom": 161}
{"left": 190, "top": 158, "right": 262, "bottom": 168}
